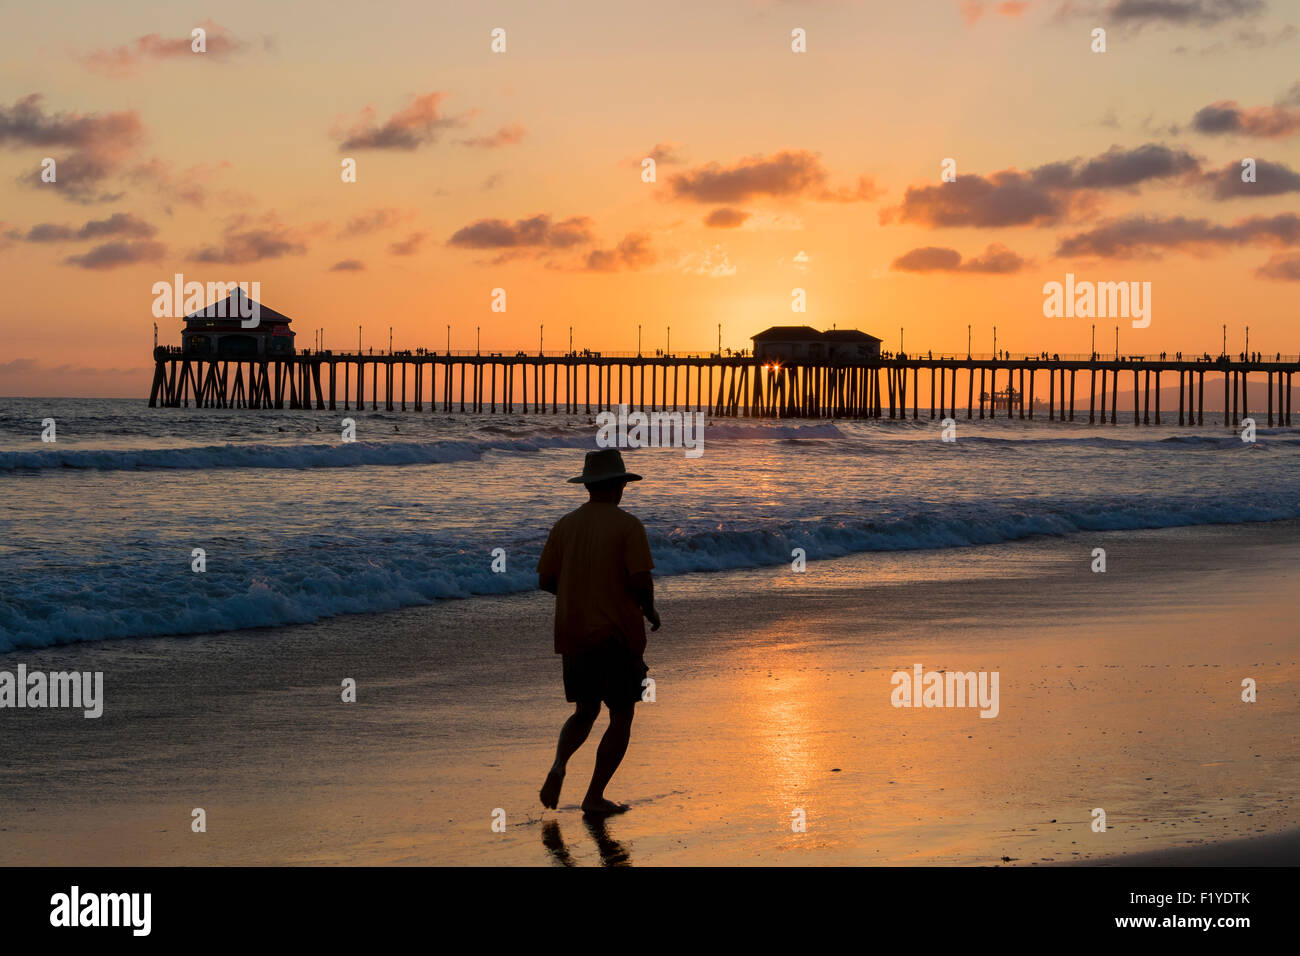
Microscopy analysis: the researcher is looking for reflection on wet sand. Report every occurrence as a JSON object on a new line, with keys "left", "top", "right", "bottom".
{"left": 542, "top": 818, "right": 632, "bottom": 867}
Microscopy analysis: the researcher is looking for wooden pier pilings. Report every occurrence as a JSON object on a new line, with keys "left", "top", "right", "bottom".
{"left": 147, "top": 349, "right": 1297, "bottom": 427}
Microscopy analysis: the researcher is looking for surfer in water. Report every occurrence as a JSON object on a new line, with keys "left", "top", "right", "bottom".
{"left": 537, "top": 449, "right": 660, "bottom": 816}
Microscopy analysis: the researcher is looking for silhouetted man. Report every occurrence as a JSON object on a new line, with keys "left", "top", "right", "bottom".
{"left": 537, "top": 449, "right": 659, "bottom": 816}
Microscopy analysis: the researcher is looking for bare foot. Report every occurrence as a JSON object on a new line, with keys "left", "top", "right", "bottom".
{"left": 540, "top": 770, "right": 564, "bottom": 809}
{"left": 581, "top": 797, "right": 630, "bottom": 817}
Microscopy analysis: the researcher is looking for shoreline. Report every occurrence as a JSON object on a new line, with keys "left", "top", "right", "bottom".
{"left": 1, "top": 519, "right": 1297, "bottom": 866}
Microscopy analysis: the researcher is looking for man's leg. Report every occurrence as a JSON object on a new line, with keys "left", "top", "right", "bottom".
{"left": 540, "top": 701, "right": 599, "bottom": 809}
{"left": 581, "top": 703, "right": 635, "bottom": 815}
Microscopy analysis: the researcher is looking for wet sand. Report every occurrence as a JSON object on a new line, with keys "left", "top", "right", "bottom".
{"left": 1, "top": 521, "right": 1297, "bottom": 866}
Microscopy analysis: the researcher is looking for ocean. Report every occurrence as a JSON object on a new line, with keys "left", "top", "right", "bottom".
{"left": 2, "top": 396, "right": 1296, "bottom": 651}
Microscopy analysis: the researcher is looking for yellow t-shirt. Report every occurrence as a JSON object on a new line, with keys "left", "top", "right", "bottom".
{"left": 537, "top": 502, "right": 654, "bottom": 655}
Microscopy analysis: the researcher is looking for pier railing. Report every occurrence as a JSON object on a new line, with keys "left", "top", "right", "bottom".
{"left": 148, "top": 349, "right": 1298, "bottom": 427}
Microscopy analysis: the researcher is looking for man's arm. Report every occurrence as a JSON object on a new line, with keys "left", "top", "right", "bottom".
{"left": 630, "top": 570, "right": 660, "bottom": 631}
{"left": 537, "top": 528, "right": 560, "bottom": 594}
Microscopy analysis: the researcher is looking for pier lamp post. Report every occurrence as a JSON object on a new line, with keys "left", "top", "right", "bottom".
{"left": 1246, "top": 326, "right": 1250, "bottom": 358}
{"left": 570, "top": 326, "right": 573, "bottom": 355}
{"left": 477, "top": 326, "right": 481, "bottom": 355}
{"left": 1115, "top": 325, "right": 1119, "bottom": 360}
{"left": 1223, "top": 324, "right": 1227, "bottom": 358}
{"left": 358, "top": 325, "right": 361, "bottom": 352}
{"left": 900, "top": 327, "right": 904, "bottom": 355}
{"left": 446, "top": 325, "right": 450, "bottom": 355}
{"left": 389, "top": 327, "right": 393, "bottom": 355}
{"left": 540, "top": 324, "right": 544, "bottom": 356}
{"left": 993, "top": 326, "right": 997, "bottom": 358}
{"left": 667, "top": 326, "right": 671, "bottom": 356}
{"left": 638, "top": 325, "right": 642, "bottom": 357}
{"left": 718, "top": 324, "right": 722, "bottom": 356}
{"left": 967, "top": 325, "right": 971, "bottom": 358}
{"left": 1091, "top": 324, "right": 1095, "bottom": 357}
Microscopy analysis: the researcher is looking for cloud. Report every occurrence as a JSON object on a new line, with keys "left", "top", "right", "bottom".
{"left": 677, "top": 245, "right": 737, "bottom": 278}
{"left": 335, "top": 93, "right": 471, "bottom": 151}
{"left": 191, "top": 217, "right": 310, "bottom": 263}
{"left": 1256, "top": 251, "right": 1300, "bottom": 279}
{"left": 388, "top": 231, "right": 428, "bottom": 255}
{"left": 337, "top": 207, "right": 411, "bottom": 238}
{"left": 447, "top": 214, "right": 595, "bottom": 249}
{"left": 0, "top": 93, "right": 145, "bottom": 202}
{"left": 329, "top": 259, "right": 366, "bottom": 272}
{"left": 81, "top": 20, "right": 249, "bottom": 77}
{"left": 1055, "top": 212, "right": 1300, "bottom": 258}
{"left": 1190, "top": 96, "right": 1300, "bottom": 139}
{"left": 1203, "top": 158, "right": 1300, "bottom": 198}
{"left": 669, "top": 150, "right": 881, "bottom": 205}
{"left": 647, "top": 142, "right": 686, "bottom": 165}
{"left": 892, "top": 242, "right": 1029, "bottom": 273}
{"left": 0, "top": 358, "right": 150, "bottom": 377}
{"left": 127, "top": 158, "right": 229, "bottom": 208}
{"left": 580, "top": 233, "right": 656, "bottom": 272}
{"left": 882, "top": 143, "right": 1201, "bottom": 228}
{"left": 1104, "top": 0, "right": 1266, "bottom": 27}
{"left": 63, "top": 239, "right": 166, "bottom": 269}
{"left": 704, "top": 207, "right": 751, "bottom": 228}
{"left": 17, "top": 212, "right": 157, "bottom": 243}
{"left": 461, "top": 123, "right": 525, "bottom": 148}
{"left": 962, "top": 1, "right": 1030, "bottom": 25}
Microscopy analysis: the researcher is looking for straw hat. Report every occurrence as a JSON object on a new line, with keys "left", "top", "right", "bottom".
{"left": 567, "top": 448, "right": 643, "bottom": 484}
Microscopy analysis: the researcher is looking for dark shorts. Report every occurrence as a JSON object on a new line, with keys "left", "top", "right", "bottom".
{"left": 562, "top": 639, "right": 649, "bottom": 709}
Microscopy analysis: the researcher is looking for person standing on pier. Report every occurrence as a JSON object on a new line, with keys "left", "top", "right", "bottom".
{"left": 537, "top": 449, "right": 660, "bottom": 817}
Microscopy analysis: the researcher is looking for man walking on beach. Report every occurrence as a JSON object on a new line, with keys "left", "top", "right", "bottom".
{"left": 537, "top": 449, "right": 660, "bottom": 817}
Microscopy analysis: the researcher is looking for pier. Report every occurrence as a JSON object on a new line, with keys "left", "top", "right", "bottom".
{"left": 148, "top": 348, "right": 1297, "bottom": 427}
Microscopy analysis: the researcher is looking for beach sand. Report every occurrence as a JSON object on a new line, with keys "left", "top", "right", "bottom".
{"left": 1, "top": 520, "right": 1297, "bottom": 866}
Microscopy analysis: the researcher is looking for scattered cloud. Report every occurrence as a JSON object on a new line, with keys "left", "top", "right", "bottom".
{"left": 677, "top": 245, "right": 737, "bottom": 278}
{"left": 329, "top": 259, "right": 366, "bottom": 272}
{"left": 461, "top": 123, "right": 525, "bottom": 148}
{"left": 388, "top": 231, "right": 428, "bottom": 255}
{"left": 882, "top": 143, "right": 1201, "bottom": 228}
{"left": 578, "top": 233, "right": 657, "bottom": 272}
{"left": 63, "top": 239, "right": 167, "bottom": 269}
{"left": 191, "top": 216, "right": 310, "bottom": 263}
{"left": 669, "top": 150, "right": 881, "bottom": 205}
{"left": 962, "top": 1, "right": 1030, "bottom": 25}
{"left": 1203, "top": 158, "right": 1300, "bottom": 198}
{"left": 0, "top": 93, "right": 144, "bottom": 202}
{"left": 14, "top": 212, "right": 157, "bottom": 243}
{"left": 337, "top": 207, "right": 411, "bottom": 238}
{"left": 1100, "top": 0, "right": 1266, "bottom": 28}
{"left": 1055, "top": 212, "right": 1300, "bottom": 258}
{"left": 1256, "top": 251, "right": 1300, "bottom": 279}
{"left": 704, "top": 207, "right": 751, "bottom": 228}
{"left": 447, "top": 214, "right": 595, "bottom": 249}
{"left": 647, "top": 142, "right": 686, "bottom": 165}
{"left": 81, "top": 20, "right": 250, "bottom": 77}
{"left": 892, "top": 242, "right": 1029, "bottom": 273}
{"left": 334, "top": 92, "right": 472, "bottom": 151}
{"left": 1190, "top": 88, "right": 1300, "bottom": 138}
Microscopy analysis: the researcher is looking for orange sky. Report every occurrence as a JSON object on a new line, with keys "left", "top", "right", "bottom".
{"left": 2, "top": 0, "right": 1298, "bottom": 396}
